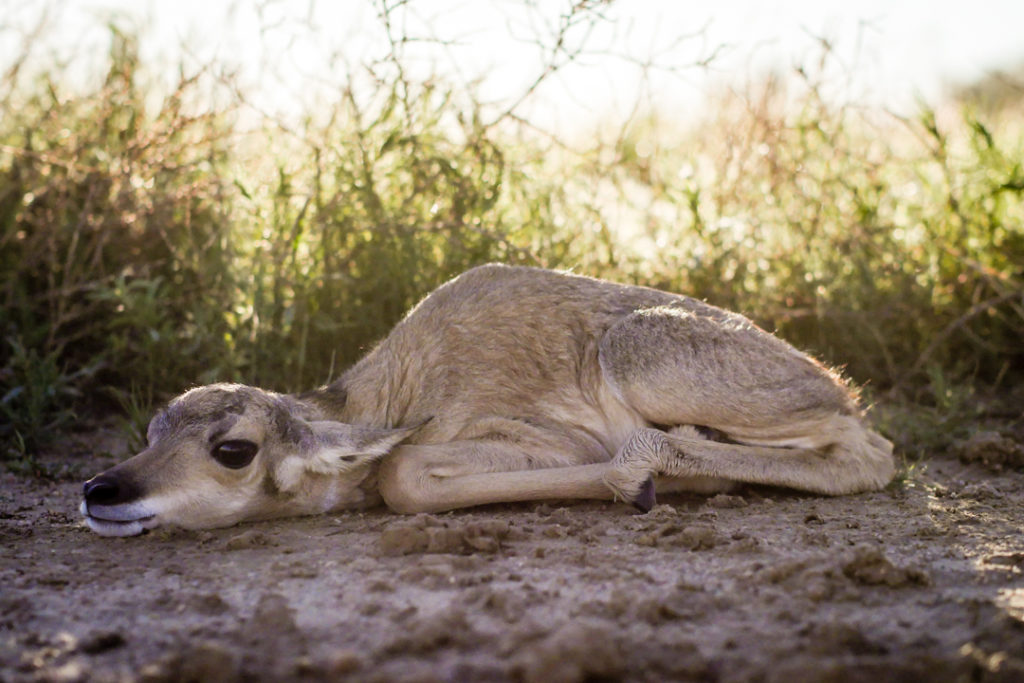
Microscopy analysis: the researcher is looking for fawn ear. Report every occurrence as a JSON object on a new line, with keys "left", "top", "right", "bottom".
{"left": 274, "top": 420, "right": 428, "bottom": 491}
{"left": 307, "top": 421, "right": 426, "bottom": 471}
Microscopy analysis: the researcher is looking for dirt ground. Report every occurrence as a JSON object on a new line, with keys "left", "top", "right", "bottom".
{"left": 2, "top": 427, "right": 1024, "bottom": 683}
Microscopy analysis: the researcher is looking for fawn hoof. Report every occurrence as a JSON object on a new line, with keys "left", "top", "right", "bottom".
{"left": 632, "top": 476, "right": 656, "bottom": 513}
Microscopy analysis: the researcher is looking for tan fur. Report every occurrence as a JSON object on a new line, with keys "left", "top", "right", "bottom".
{"left": 81, "top": 264, "right": 894, "bottom": 536}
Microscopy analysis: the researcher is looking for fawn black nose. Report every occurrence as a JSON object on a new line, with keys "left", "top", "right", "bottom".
{"left": 83, "top": 475, "right": 139, "bottom": 506}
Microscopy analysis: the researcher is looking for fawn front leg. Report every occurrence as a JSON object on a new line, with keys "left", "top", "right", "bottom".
{"left": 378, "top": 441, "right": 616, "bottom": 514}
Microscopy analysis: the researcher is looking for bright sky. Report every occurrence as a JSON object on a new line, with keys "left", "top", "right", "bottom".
{"left": 3, "top": 0, "right": 1023, "bottom": 131}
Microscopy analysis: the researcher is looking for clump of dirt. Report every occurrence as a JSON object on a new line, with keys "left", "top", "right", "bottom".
{"left": 705, "top": 492, "right": 748, "bottom": 508}
{"left": 634, "top": 521, "right": 718, "bottom": 549}
{"left": 223, "top": 529, "right": 275, "bottom": 550}
{"left": 841, "top": 545, "right": 930, "bottom": 587}
{"left": 956, "top": 431, "right": 1024, "bottom": 470}
{"left": 140, "top": 642, "right": 243, "bottom": 683}
{"left": 248, "top": 592, "right": 299, "bottom": 636}
{"left": 382, "top": 607, "right": 477, "bottom": 654}
{"left": 511, "top": 620, "right": 625, "bottom": 683}
{"left": 378, "top": 513, "right": 514, "bottom": 555}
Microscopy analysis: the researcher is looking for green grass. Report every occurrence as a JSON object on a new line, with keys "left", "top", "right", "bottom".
{"left": 1, "top": 24, "right": 1022, "bottom": 467}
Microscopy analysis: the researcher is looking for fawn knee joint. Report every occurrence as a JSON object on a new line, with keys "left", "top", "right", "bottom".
{"left": 378, "top": 456, "right": 434, "bottom": 514}
{"left": 623, "top": 428, "right": 671, "bottom": 461}
{"left": 604, "top": 428, "right": 667, "bottom": 508}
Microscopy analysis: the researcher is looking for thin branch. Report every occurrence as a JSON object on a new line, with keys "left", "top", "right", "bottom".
{"left": 909, "top": 289, "right": 1024, "bottom": 378}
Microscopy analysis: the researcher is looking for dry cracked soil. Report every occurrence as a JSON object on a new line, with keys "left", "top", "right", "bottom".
{"left": 2, "top": 428, "right": 1024, "bottom": 683}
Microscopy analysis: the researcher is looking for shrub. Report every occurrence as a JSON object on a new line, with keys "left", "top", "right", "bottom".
{"left": 2, "top": 20, "right": 1021, "bottom": 465}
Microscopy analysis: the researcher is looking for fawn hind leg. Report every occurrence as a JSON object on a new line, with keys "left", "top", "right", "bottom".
{"left": 598, "top": 305, "right": 894, "bottom": 509}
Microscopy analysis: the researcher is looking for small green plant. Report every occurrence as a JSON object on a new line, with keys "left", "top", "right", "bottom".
{"left": 108, "top": 383, "right": 156, "bottom": 455}
{"left": 0, "top": 337, "right": 94, "bottom": 460}
{"left": 870, "top": 367, "right": 984, "bottom": 463}
{"left": 886, "top": 455, "right": 928, "bottom": 493}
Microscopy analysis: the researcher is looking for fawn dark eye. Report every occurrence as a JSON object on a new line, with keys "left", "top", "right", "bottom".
{"left": 211, "top": 440, "right": 258, "bottom": 469}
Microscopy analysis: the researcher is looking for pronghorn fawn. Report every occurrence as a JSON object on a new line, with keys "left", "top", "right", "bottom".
{"left": 81, "top": 265, "right": 894, "bottom": 536}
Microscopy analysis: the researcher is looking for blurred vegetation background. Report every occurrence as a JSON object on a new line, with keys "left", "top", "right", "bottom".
{"left": 1, "top": 2, "right": 1022, "bottom": 471}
